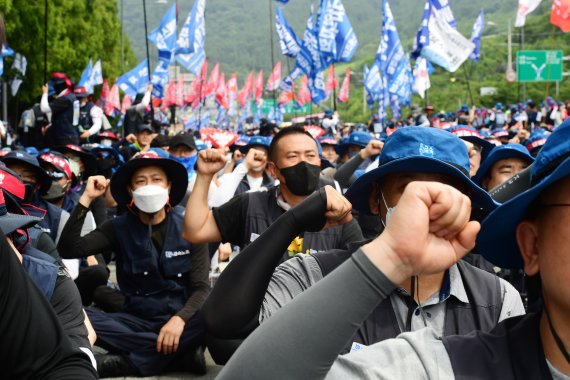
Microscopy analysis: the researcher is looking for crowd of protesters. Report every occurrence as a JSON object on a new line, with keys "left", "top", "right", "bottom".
{"left": 2, "top": 71, "right": 570, "bottom": 379}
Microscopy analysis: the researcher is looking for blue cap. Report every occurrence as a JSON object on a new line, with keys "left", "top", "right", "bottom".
{"left": 345, "top": 126, "right": 497, "bottom": 215}
{"left": 525, "top": 130, "right": 550, "bottom": 157}
{"left": 247, "top": 136, "right": 270, "bottom": 149}
{"left": 324, "top": 109, "right": 333, "bottom": 116}
{"left": 472, "top": 144, "right": 535, "bottom": 186}
{"left": 495, "top": 102, "right": 503, "bottom": 110}
{"left": 459, "top": 104, "right": 470, "bottom": 113}
{"left": 347, "top": 131, "right": 372, "bottom": 148}
{"left": 24, "top": 147, "right": 39, "bottom": 157}
{"left": 477, "top": 119, "right": 570, "bottom": 268}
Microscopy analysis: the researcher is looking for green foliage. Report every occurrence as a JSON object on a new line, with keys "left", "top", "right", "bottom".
{"left": 0, "top": 0, "right": 135, "bottom": 120}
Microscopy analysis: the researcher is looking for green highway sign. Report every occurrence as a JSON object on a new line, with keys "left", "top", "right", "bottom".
{"left": 516, "top": 50, "right": 563, "bottom": 82}
{"left": 251, "top": 99, "right": 311, "bottom": 115}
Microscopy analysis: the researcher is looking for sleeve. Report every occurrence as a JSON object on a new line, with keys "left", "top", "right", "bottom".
{"left": 175, "top": 243, "right": 211, "bottom": 322}
{"left": 40, "top": 93, "right": 51, "bottom": 113}
{"left": 498, "top": 278, "right": 526, "bottom": 322}
{"left": 134, "top": 90, "right": 151, "bottom": 113}
{"left": 217, "top": 249, "right": 399, "bottom": 380}
{"left": 57, "top": 203, "right": 118, "bottom": 259}
{"left": 86, "top": 106, "right": 103, "bottom": 136}
{"left": 0, "top": 232, "right": 98, "bottom": 379}
{"left": 50, "top": 275, "right": 91, "bottom": 350}
{"left": 208, "top": 163, "right": 248, "bottom": 208}
{"left": 259, "top": 254, "right": 324, "bottom": 323}
{"left": 212, "top": 193, "right": 249, "bottom": 246}
{"left": 333, "top": 153, "right": 365, "bottom": 190}
{"left": 203, "top": 189, "right": 328, "bottom": 339}
{"left": 339, "top": 218, "right": 364, "bottom": 248}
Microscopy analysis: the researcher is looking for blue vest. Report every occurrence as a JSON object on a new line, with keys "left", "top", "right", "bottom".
{"left": 23, "top": 201, "right": 63, "bottom": 243}
{"left": 22, "top": 247, "right": 60, "bottom": 300}
{"left": 112, "top": 206, "right": 193, "bottom": 318}
{"left": 443, "top": 312, "right": 552, "bottom": 379}
{"left": 78, "top": 101, "right": 94, "bottom": 130}
{"left": 51, "top": 92, "right": 79, "bottom": 139}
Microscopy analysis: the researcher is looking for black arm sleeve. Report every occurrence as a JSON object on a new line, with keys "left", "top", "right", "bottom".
{"left": 333, "top": 153, "right": 365, "bottom": 189}
{"left": 175, "top": 243, "right": 211, "bottom": 322}
{"left": 36, "top": 231, "right": 64, "bottom": 265}
{"left": 203, "top": 188, "right": 328, "bottom": 339}
{"left": 212, "top": 192, "right": 249, "bottom": 246}
{"left": 57, "top": 203, "right": 118, "bottom": 259}
{"left": 0, "top": 233, "right": 97, "bottom": 379}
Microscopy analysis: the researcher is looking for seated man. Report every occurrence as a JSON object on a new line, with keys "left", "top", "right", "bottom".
{"left": 203, "top": 127, "right": 524, "bottom": 363}
{"left": 57, "top": 154, "right": 209, "bottom": 378}
{"left": 185, "top": 126, "right": 363, "bottom": 261}
{"left": 218, "top": 120, "right": 570, "bottom": 379}
{"left": 473, "top": 143, "right": 535, "bottom": 191}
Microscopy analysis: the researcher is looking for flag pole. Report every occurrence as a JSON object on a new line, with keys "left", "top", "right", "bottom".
{"left": 268, "top": 0, "right": 277, "bottom": 118}
{"left": 142, "top": 0, "right": 151, "bottom": 80}
{"left": 462, "top": 64, "right": 474, "bottom": 106}
{"left": 332, "top": 64, "right": 337, "bottom": 111}
{"left": 44, "top": 0, "right": 48, "bottom": 83}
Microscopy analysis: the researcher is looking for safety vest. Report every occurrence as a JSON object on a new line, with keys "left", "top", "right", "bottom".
{"left": 23, "top": 200, "right": 63, "bottom": 243}
{"left": 313, "top": 241, "right": 503, "bottom": 353}
{"left": 51, "top": 93, "right": 79, "bottom": 139}
{"left": 243, "top": 184, "right": 345, "bottom": 262}
{"left": 112, "top": 206, "right": 193, "bottom": 319}
{"left": 78, "top": 102, "right": 94, "bottom": 131}
{"left": 443, "top": 312, "right": 552, "bottom": 379}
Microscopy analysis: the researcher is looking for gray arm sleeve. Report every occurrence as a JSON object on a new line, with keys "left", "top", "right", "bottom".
{"left": 218, "top": 249, "right": 398, "bottom": 380}
{"left": 333, "top": 154, "right": 364, "bottom": 190}
{"left": 259, "top": 254, "right": 324, "bottom": 323}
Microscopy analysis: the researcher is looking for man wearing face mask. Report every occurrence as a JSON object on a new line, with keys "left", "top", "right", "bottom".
{"left": 168, "top": 132, "right": 198, "bottom": 181}
{"left": 201, "top": 127, "right": 524, "bottom": 365}
{"left": 185, "top": 126, "right": 363, "bottom": 262}
{"left": 57, "top": 154, "right": 209, "bottom": 378}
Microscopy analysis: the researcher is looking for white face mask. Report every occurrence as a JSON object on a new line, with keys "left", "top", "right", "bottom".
{"left": 380, "top": 189, "right": 396, "bottom": 228}
{"left": 100, "top": 139, "right": 113, "bottom": 146}
{"left": 132, "top": 185, "right": 169, "bottom": 214}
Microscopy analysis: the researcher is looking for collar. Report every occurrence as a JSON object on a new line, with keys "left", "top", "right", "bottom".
{"left": 275, "top": 186, "right": 291, "bottom": 211}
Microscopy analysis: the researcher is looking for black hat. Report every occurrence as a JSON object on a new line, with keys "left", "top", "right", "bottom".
{"left": 0, "top": 190, "right": 41, "bottom": 235}
{"left": 53, "top": 145, "right": 97, "bottom": 178}
{"left": 110, "top": 153, "right": 189, "bottom": 209}
{"left": 49, "top": 72, "right": 74, "bottom": 94}
{"left": 137, "top": 123, "right": 154, "bottom": 134}
{"left": 1, "top": 150, "right": 52, "bottom": 192}
{"left": 169, "top": 133, "right": 197, "bottom": 151}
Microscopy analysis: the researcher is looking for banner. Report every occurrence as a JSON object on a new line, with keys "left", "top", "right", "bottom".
{"left": 469, "top": 11, "right": 485, "bottom": 61}
{"left": 275, "top": 6, "right": 301, "bottom": 58}
{"left": 324, "top": 65, "right": 338, "bottom": 99}
{"left": 515, "top": 0, "right": 543, "bottom": 27}
{"left": 12, "top": 53, "right": 27, "bottom": 76}
{"left": 413, "top": 57, "right": 431, "bottom": 99}
{"left": 204, "top": 63, "right": 220, "bottom": 97}
{"left": 148, "top": 3, "right": 178, "bottom": 52}
{"left": 317, "top": 0, "right": 359, "bottom": 65}
{"left": 176, "top": 0, "right": 206, "bottom": 55}
{"left": 552, "top": 0, "right": 570, "bottom": 32}
{"left": 151, "top": 50, "right": 174, "bottom": 98}
{"left": 254, "top": 70, "right": 264, "bottom": 104}
{"left": 116, "top": 59, "right": 149, "bottom": 99}
{"left": 216, "top": 72, "right": 228, "bottom": 109}
{"left": 266, "top": 61, "right": 282, "bottom": 91}
{"left": 237, "top": 71, "right": 254, "bottom": 107}
{"left": 176, "top": 48, "right": 206, "bottom": 75}
{"left": 297, "top": 75, "right": 311, "bottom": 106}
{"left": 363, "top": 64, "right": 381, "bottom": 109}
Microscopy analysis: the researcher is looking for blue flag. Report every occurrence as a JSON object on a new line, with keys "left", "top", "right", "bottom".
{"left": 148, "top": 3, "right": 178, "bottom": 52}
{"left": 0, "top": 44, "right": 14, "bottom": 77}
{"left": 296, "top": 6, "right": 324, "bottom": 76}
{"left": 176, "top": 48, "right": 206, "bottom": 75}
{"left": 176, "top": 0, "right": 206, "bottom": 55}
{"left": 276, "top": 6, "right": 301, "bottom": 58}
{"left": 116, "top": 59, "right": 149, "bottom": 99}
{"left": 363, "top": 64, "right": 381, "bottom": 110}
{"left": 280, "top": 66, "right": 302, "bottom": 92}
{"left": 469, "top": 11, "right": 484, "bottom": 62}
{"left": 317, "top": 0, "right": 358, "bottom": 65}
{"left": 376, "top": 0, "right": 413, "bottom": 111}
{"left": 77, "top": 59, "right": 93, "bottom": 89}
{"left": 308, "top": 71, "right": 326, "bottom": 105}
{"left": 151, "top": 50, "right": 173, "bottom": 98}
{"left": 412, "top": 0, "right": 458, "bottom": 59}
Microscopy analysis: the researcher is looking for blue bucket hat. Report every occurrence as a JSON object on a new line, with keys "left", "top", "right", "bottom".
{"left": 525, "top": 130, "right": 550, "bottom": 157}
{"left": 472, "top": 143, "right": 535, "bottom": 186}
{"left": 345, "top": 126, "right": 497, "bottom": 215}
{"left": 477, "top": 119, "right": 570, "bottom": 269}
{"left": 347, "top": 131, "right": 372, "bottom": 148}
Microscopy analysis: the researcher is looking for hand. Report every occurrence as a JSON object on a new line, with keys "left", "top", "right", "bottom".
{"left": 218, "top": 242, "right": 232, "bottom": 262}
{"left": 80, "top": 131, "right": 91, "bottom": 140}
{"left": 157, "top": 316, "right": 185, "bottom": 355}
{"left": 79, "top": 175, "right": 110, "bottom": 207}
{"left": 147, "top": 83, "right": 153, "bottom": 93}
{"left": 322, "top": 185, "right": 352, "bottom": 229}
{"left": 362, "top": 181, "right": 479, "bottom": 285}
{"left": 86, "top": 256, "right": 99, "bottom": 266}
{"left": 125, "top": 133, "right": 137, "bottom": 144}
{"left": 360, "top": 140, "right": 384, "bottom": 160}
{"left": 197, "top": 149, "right": 227, "bottom": 175}
{"left": 232, "top": 150, "right": 244, "bottom": 163}
{"left": 42, "top": 84, "right": 49, "bottom": 95}
{"left": 244, "top": 148, "right": 267, "bottom": 171}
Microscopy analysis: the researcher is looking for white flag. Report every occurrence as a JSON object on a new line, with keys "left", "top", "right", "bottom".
{"left": 420, "top": 7, "right": 475, "bottom": 73}
{"left": 413, "top": 58, "right": 430, "bottom": 99}
{"left": 515, "top": 0, "right": 543, "bottom": 27}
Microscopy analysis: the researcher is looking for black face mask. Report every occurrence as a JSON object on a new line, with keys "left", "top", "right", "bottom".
{"left": 23, "top": 183, "right": 36, "bottom": 203}
{"left": 278, "top": 161, "right": 321, "bottom": 196}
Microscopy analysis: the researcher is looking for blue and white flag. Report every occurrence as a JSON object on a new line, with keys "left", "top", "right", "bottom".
{"left": 1, "top": 45, "right": 14, "bottom": 58}
{"left": 308, "top": 71, "right": 326, "bottom": 105}
{"left": 276, "top": 6, "right": 301, "bottom": 58}
{"left": 363, "top": 64, "right": 382, "bottom": 109}
{"left": 413, "top": 57, "right": 431, "bottom": 99}
{"left": 215, "top": 106, "right": 228, "bottom": 128}
{"left": 411, "top": 2, "right": 430, "bottom": 60}
{"left": 296, "top": 6, "right": 325, "bottom": 77}
{"left": 78, "top": 59, "right": 93, "bottom": 89}
{"left": 116, "top": 59, "right": 149, "bottom": 99}
{"left": 176, "top": 0, "right": 206, "bottom": 55}
{"left": 469, "top": 11, "right": 485, "bottom": 62}
{"left": 176, "top": 48, "right": 206, "bottom": 75}
{"left": 12, "top": 53, "right": 27, "bottom": 76}
{"left": 376, "top": 0, "right": 413, "bottom": 109}
{"left": 317, "top": 0, "right": 358, "bottom": 65}
{"left": 78, "top": 58, "right": 104, "bottom": 93}
{"left": 151, "top": 50, "right": 173, "bottom": 98}
{"left": 432, "top": 0, "right": 457, "bottom": 28}
{"left": 184, "top": 113, "right": 199, "bottom": 131}
{"left": 280, "top": 66, "right": 302, "bottom": 92}
{"left": 199, "top": 109, "right": 211, "bottom": 129}
{"left": 148, "top": 3, "right": 178, "bottom": 52}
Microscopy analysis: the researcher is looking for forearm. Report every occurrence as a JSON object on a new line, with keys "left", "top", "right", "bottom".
{"left": 183, "top": 173, "right": 220, "bottom": 243}
{"left": 334, "top": 153, "right": 364, "bottom": 189}
{"left": 175, "top": 244, "right": 211, "bottom": 322}
{"left": 86, "top": 117, "right": 102, "bottom": 136}
{"left": 40, "top": 93, "right": 51, "bottom": 113}
{"left": 218, "top": 249, "right": 397, "bottom": 379}
{"left": 203, "top": 189, "right": 327, "bottom": 338}
{"left": 209, "top": 164, "right": 248, "bottom": 208}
